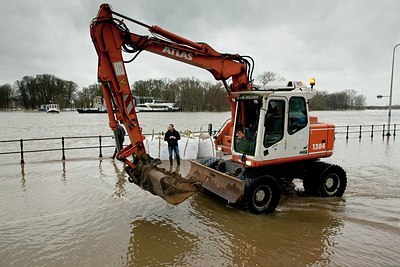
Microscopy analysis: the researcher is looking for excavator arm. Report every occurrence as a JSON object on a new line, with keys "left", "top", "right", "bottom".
{"left": 90, "top": 4, "right": 253, "bottom": 204}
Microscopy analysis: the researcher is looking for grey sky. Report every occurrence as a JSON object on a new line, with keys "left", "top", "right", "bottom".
{"left": 0, "top": 0, "right": 399, "bottom": 105}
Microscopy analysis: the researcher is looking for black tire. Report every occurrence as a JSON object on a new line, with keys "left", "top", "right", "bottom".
{"left": 245, "top": 175, "right": 281, "bottom": 214}
{"left": 302, "top": 178, "right": 317, "bottom": 195}
{"left": 316, "top": 164, "right": 347, "bottom": 197}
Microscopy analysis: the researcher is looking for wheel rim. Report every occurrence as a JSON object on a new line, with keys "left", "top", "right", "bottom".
{"left": 252, "top": 185, "right": 272, "bottom": 210}
{"left": 324, "top": 173, "right": 340, "bottom": 195}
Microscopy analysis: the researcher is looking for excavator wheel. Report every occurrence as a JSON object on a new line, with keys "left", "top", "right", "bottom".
{"left": 316, "top": 164, "right": 347, "bottom": 197}
{"left": 244, "top": 175, "right": 280, "bottom": 214}
{"left": 303, "top": 162, "right": 347, "bottom": 197}
{"left": 199, "top": 157, "right": 220, "bottom": 169}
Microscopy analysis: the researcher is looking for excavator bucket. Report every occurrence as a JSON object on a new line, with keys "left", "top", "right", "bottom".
{"left": 186, "top": 160, "right": 245, "bottom": 203}
{"left": 125, "top": 155, "right": 202, "bottom": 205}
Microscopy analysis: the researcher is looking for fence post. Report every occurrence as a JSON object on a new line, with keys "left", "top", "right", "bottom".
{"left": 359, "top": 125, "right": 362, "bottom": 139}
{"left": 393, "top": 124, "right": 396, "bottom": 137}
{"left": 20, "top": 139, "right": 25, "bottom": 164}
{"left": 371, "top": 125, "right": 374, "bottom": 138}
{"left": 99, "top": 135, "right": 103, "bottom": 158}
{"left": 61, "top": 137, "right": 66, "bottom": 160}
{"left": 346, "top": 126, "right": 349, "bottom": 140}
{"left": 382, "top": 124, "right": 385, "bottom": 137}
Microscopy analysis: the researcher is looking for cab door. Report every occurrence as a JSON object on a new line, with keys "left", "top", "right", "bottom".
{"left": 258, "top": 97, "right": 287, "bottom": 161}
{"left": 285, "top": 96, "right": 310, "bottom": 158}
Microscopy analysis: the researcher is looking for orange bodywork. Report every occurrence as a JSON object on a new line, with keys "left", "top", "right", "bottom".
{"left": 309, "top": 122, "right": 335, "bottom": 156}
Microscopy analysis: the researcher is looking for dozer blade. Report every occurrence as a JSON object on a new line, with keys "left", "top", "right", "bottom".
{"left": 186, "top": 160, "right": 245, "bottom": 204}
{"left": 125, "top": 155, "right": 201, "bottom": 205}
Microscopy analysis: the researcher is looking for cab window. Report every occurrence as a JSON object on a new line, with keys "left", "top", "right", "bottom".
{"left": 234, "top": 96, "right": 262, "bottom": 156}
{"left": 264, "top": 100, "right": 285, "bottom": 148}
{"left": 288, "top": 97, "right": 307, "bottom": 134}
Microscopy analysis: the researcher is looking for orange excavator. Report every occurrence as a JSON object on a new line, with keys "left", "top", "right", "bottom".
{"left": 90, "top": 4, "right": 347, "bottom": 213}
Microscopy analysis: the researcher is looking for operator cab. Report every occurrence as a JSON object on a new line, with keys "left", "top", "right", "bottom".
{"left": 231, "top": 81, "right": 314, "bottom": 167}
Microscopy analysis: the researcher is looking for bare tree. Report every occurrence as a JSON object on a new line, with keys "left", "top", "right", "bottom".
{"left": 354, "top": 95, "right": 366, "bottom": 110}
{"left": 256, "top": 71, "right": 286, "bottom": 87}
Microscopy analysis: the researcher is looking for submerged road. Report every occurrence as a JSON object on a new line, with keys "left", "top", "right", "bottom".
{"left": 0, "top": 136, "right": 399, "bottom": 266}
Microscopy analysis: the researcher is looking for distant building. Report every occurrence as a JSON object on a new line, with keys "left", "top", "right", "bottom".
{"left": 92, "top": 96, "right": 104, "bottom": 108}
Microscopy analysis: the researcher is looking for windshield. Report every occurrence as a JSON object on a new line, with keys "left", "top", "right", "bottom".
{"left": 233, "top": 96, "right": 262, "bottom": 156}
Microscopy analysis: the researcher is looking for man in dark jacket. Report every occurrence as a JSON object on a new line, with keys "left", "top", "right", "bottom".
{"left": 111, "top": 123, "right": 126, "bottom": 159}
{"left": 164, "top": 123, "right": 181, "bottom": 165}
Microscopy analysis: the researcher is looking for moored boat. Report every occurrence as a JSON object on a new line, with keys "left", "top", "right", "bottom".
{"left": 46, "top": 103, "right": 60, "bottom": 113}
{"left": 136, "top": 100, "right": 180, "bottom": 112}
{"left": 76, "top": 107, "right": 107, "bottom": 113}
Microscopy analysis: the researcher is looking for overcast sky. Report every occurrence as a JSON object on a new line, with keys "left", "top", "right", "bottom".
{"left": 1, "top": 0, "right": 400, "bottom": 105}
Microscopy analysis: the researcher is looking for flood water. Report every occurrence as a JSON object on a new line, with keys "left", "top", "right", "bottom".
{"left": 0, "top": 110, "right": 399, "bottom": 266}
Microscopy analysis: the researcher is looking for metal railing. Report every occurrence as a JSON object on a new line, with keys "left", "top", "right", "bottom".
{"left": 0, "top": 135, "right": 116, "bottom": 164}
{"left": 0, "top": 123, "right": 397, "bottom": 164}
{"left": 335, "top": 123, "right": 397, "bottom": 140}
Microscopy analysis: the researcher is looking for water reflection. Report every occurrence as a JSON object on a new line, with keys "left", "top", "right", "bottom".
{"left": 98, "top": 159, "right": 105, "bottom": 179}
{"left": 20, "top": 163, "right": 26, "bottom": 191}
{"left": 61, "top": 160, "right": 67, "bottom": 184}
{"left": 112, "top": 161, "right": 127, "bottom": 198}
{"left": 124, "top": 189, "right": 345, "bottom": 266}
{"left": 126, "top": 219, "right": 197, "bottom": 266}
{"left": 199, "top": 195, "right": 344, "bottom": 265}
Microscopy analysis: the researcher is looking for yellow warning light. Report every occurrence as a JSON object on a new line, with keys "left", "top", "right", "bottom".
{"left": 310, "top": 78, "right": 316, "bottom": 89}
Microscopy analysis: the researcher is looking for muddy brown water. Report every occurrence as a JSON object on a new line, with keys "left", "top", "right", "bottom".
{"left": 0, "top": 110, "right": 399, "bottom": 266}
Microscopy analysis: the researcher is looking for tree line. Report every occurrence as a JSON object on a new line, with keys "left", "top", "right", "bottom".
{"left": 0, "top": 74, "right": 102, "bottom": 110}
{"left": 308, "top": 89, "right": 366, "bottom": 110}
{"left": 0, "top": 71, "right": 366, "bottom": 111}
{"left": 132, "top": 77, "right": 230, "bottom": 111}
{"left": 0, "top": 74, "right": 78, "bottom": 110}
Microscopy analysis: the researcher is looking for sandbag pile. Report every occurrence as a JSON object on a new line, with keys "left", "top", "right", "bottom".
{"left": 145, "top": 130, "right": 216, "bottom": 160}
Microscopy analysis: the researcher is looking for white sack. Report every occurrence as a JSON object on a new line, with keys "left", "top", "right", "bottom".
{"left": 179, "top": 137, "right": 199, "bottom": 160}
{"left": 148, "top": 137, "right": 169, "bottom": 160}
{"left": 198, "top": 136, "right": 216, "bottom": 158}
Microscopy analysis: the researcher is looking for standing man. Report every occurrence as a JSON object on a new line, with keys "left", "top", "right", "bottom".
{"left": 111, "top": 123, "right": 126, "bottom": 160}
{"left": 164, "top": 123, "right": 181, "bottom": 165}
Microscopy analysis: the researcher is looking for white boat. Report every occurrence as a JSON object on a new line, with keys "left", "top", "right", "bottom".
{"left": 46, "top": 103, "right": 60, "bottom": 113}
{"left": 136, "top": 100, "right": 180, "bottom": 112}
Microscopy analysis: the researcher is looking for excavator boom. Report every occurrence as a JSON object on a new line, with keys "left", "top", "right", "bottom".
{"left": 90, "top": 4, "right": 252, "bottom": 204}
